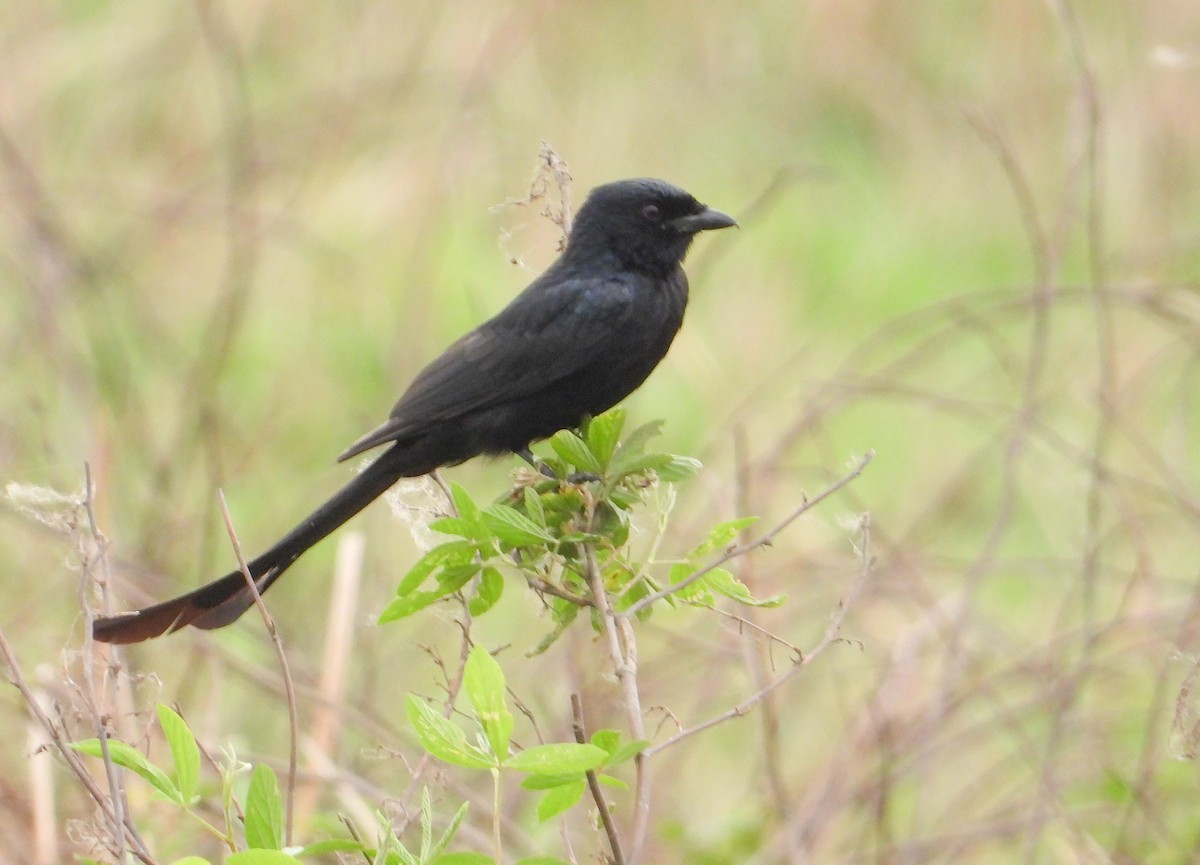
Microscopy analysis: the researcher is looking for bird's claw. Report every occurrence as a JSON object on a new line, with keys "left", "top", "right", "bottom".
{"left": 516, "top": 447, "right": 561, "bottom": 480}
{"left": 515, "top": 449, "right": 598, "bottom": 485}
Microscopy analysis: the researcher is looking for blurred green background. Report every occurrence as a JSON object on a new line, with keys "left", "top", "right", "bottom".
{"left": 3, "top": 1, "right": 1200, "bottom": 863}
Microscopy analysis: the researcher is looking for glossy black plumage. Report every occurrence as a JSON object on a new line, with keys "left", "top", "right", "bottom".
{"left": 92, "top": 178, "right": 735, "bottom": 644}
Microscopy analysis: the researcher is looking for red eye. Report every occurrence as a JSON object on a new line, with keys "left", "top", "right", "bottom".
{"left": 642, "top": 204, "right": 661, "bottom": 222}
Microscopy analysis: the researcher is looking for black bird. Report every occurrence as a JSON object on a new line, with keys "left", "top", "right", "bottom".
{"left": 92, "top": 178, "right": 736, "bottom": 644}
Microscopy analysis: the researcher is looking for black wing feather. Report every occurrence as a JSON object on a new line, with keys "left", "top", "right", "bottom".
{"left": 338, "top": 271, "right": 641, "bottom": 460}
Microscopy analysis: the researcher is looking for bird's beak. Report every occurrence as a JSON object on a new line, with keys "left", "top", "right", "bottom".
{"left": 668, "top": 207, "right": 738, "bottom": 233}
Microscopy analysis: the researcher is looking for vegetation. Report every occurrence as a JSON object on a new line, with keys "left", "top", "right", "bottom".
{"left": 3, "top": 2, "right": 1200, "bottom": 863}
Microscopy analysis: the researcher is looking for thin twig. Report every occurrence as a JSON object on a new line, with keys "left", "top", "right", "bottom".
{"left": 960, "top": 107, "right": 1052, "bottom": 286}
{"left": 731, "top": 424, "right": 791, "bottom": 822}
{"left": 706, "top": 605, "right": 804, "bottom": 657}
{"left": 1021, "top": 8, "right": 1115, "bottom": 864}
{"left": 80, "top": 463, "right": 131, "bottom": 863}
{"left": 581, "top": 492, "right": 649, "bottom": 863}
{"left": 540, "top": 141, "right": 574, "bottom": 239}
{"left": 0, "top": 627, "right": 157, "bottom": 865}
{"left": 524, "top": 574, "right": 593, "bottom": 607}
{"left": 493, "top": 143, "right": 574, "bottom": 255}
{"left": 399, "top": 598, "right": 476, "bottom": 816}
{"left": 645, "top": 513, "right": 873, "bottom": 757}
{"left": 217, "top": 489, "right": 298, "bottom": 846}
{"left": 429, "top": 469, "right": 454, "bottom": 510}
{"left": 621, "top": 451, "right": 874, "bottom": 619}
{"left": 572, "top": 693, "right": 626, "bottom": 865}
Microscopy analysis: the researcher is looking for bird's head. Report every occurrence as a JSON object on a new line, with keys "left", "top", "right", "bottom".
{"left": 564, "top": 178, "right": 737, "bottom": 276}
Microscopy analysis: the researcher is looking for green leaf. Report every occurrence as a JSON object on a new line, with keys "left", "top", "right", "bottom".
{"left": 429, "top": 800, "right": 470, "bottom": 862}
{"left": 379, "top": 590, "right": 446, "bottom": 623}
{"left": 689, "top": 517, "right": 758, "bottom": 558}
{"left": 293, "top": 839, "right": 369, "bottom": 858}
{"left": 463, "top": 646, "right": 513, "bottom": 761}
{"left": 608, "top": 488, "right": 643, "bottom": 509}
{"left": 556, "top": 531, "right": 603, "bottom": 544}
{"left": 406, "top": 696, "right": 495, "bottom": 769}
{"left": 396, "top": 540, "right": 478, "bottom": 596}
{"left": 432, "top": 854, "right": 494, "bottom": 865}
{"left": 530, "top": 603, "right": 578, "bottom": 655}
{"left": 468, "top": 566, "right": 504, "bottom": 616}
{"left": 537, "top": 489, "right": 585, "bottom": 526}
{"left": 427, "top": 517, "right": 476, "bottom": 539}
{"left": 549, "top": 430, "right": 602, "bottom": 474}
{"left": 612, "top": 573, "right": 655, "bottom": 614}
{"left": 482, "top": 504, "right": 556, "bottom": 546}
{"left": 419, "top": 785, "right": 434, "bottom": 863}
{"left": 593, "top": 501, "right": 629, "bottom": 537}
{"left": 382, "top": 560, "right": 481, "bottom": 623}
{"left": 605, "top": 511, "right": 631, "bottom": 548}
{"left": 70, "top": 738, "right": 181, "bottom": 803}
{"left": 704, "top": 568, "right": 786, "bottom": 607}
{"left": 604, "top": 738, "right": 650, "bottom": 767}
{"left": 156, "top": 703, "right": 201, "bottom": 803}
{"left": 617, "top": 419, "right": 664, "bottom": 455}
{"left": 521, "top": 487, "right": 546, "bottom": 526}
{"left": 657, "top": 455, "right": 703, "bottom": 482}
{"left": 451, "top": 482, "right": 483, "bottom": 524}
{"left": 505, "top": 743, "right": 607, "bottom": 775}
{"left": 607, "top": 449, "right": 674, "bottom": 479}
{"left": 597, "top": 774, "right": 628, "bottom": 789}
{"left": 244, "top": 763, "right": 284, "bottom": 850}
{"left": 590, "top": 728, "right": 621, "bottom": 755}
{"left": 668, "top": 562, "right": 713, "bottom": 605}
{"left": 227, "top": 852, "right": 303, "bottom": 865}
{"left": 396, "top": 844, "right": 420, "bottom": 865}
{"left": 536, "top": 778, "right": 587, "bottom": 821}
{"left": 436, "top": 563, "right": 481, "bottom": 589}
{"left": 584, "top": 408, "right": 625, "bottom": 467}
{"left": 519, "top": 772, "right": 583, "bottom": 790}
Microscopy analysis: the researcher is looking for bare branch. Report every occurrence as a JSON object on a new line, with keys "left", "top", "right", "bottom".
{"left": 621, "top": 451, "right": 874, "bottom": 619}
{"left": 217, "top": 490, "right": 298, "bottom": 847}
{"left": 581, "top": 492, "right": 650, "bottom": 862}
{"left": 572, "top": 693, "right": 626, "bottom": 865}
{"left": 645, "top": 513, "right": 873, "bottom": 757}
{"left": 0, "top": 628, "right": 156, "bottom": 865}
{"left": 80, "top": 463, "right": 132, "bottom": 863}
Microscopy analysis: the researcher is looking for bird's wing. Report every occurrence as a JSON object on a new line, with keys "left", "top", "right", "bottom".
{"left": 338, "top": 272, "right": 644, "bottom": 459}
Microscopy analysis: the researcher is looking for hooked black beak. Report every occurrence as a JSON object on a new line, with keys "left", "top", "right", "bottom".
{"left": 668, "top": 206, "right": 738, "bottom": 233}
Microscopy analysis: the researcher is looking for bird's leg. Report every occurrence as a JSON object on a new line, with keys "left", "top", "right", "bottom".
{"left": 515, "top": 447, "right": 598, "bottom": 484}
{"left": 516, "top": 447, "right": 558, "bottom": 479}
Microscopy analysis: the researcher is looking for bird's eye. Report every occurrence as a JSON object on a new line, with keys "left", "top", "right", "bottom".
{"left": 642, "top": 204, "right": 662, "bottom": 222}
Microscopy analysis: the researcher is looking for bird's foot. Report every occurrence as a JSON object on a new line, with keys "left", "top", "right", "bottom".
{"left": 517, "top": 447, "right": 559, "bottom": 480}
{"left": 515, "top": 449, "right": 599, "bottom": 485}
